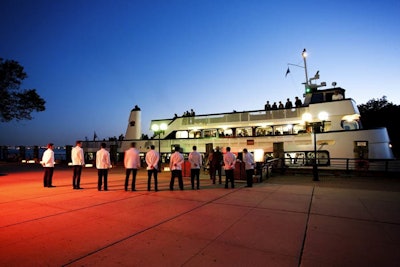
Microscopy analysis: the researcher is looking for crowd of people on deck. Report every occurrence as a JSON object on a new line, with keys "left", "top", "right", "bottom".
{"left": 174, "top": 109, "right": 196, "bottom": 118}
{"left": 264, "top": 96, "right": 302, "bottom": 111}
{"left": 41, "top": 141, "right": 256, "bottom": 193}
{"left": 265, "top": 90, "right": 343, "bottom": 111}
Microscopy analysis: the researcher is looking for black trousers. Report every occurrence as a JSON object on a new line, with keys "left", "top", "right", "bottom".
{"left": 225, "top": 169, "right": 235, "bottom": 188}
{"left": 210, "top": 165, "right": 222, "bottom": 184}
{"left": 147, "top": 169, "right": 158, "bottom": 191}
{"left": 170, "top": 170, "right": 183, "bottom": 190}
{"left": 72, "top": 165, "right": 83, "bottom": 188}
{"left": 43, "top": 167, "right": 54, "bottom": 187}
{"left": 125, "top": 168, "right": 138, "bottom": 190}
{"left": 246, "top": 169, "right": 254, "bottom": 187}
{"left": 97, "top": 169, "right": 108, "bottom": 190}
{"left": 191, "top": 168, "right": 200, "bottom": 189}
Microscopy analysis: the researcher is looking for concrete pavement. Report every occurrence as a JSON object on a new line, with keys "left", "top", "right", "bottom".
{"left": 0, "top": 163, "right": 399, "bottom": 266}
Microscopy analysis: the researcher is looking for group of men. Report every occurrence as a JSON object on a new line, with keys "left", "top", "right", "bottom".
{"left": 208, "top": 146, "right": 255, "bottom": 188}
{"left": 41, "top": 141, "right": 256, "bottom": 192}
{"left": 41, "top": 141, "right": 111, "bottom": 190}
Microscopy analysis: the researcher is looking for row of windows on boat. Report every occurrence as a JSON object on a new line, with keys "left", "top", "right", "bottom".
{"left": 173, "top": 124, "right": 324, "bottom": 139}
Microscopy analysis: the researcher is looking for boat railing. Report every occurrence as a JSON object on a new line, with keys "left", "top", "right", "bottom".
{"left": 174, "top": 107, "right": 308, "bottom": 127}
{"left": 285, "top": 158, "right": 400, "bottom": 174}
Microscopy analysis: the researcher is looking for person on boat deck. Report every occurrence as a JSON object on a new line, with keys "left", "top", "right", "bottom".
{"left": 285, "top": 98, "right": 293, "bottom": 109}
{"left": 332, "top": 90, "right": 344, "bottom": 100}
{"left": 272, "top": 102, "right": 278, "bottom": 110}
{"left": 264, "top": 101, "right": 271, "bottom": 111}
{"left": 295, "top": 96, "right": 302, "bottom": 107}
{"left": 278, "top": 101, "right": 284, "bottom": 109}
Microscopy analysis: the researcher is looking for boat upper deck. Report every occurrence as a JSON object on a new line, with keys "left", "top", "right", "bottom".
{"left": 151, "top": 96, "right": 359, "bottom": 139}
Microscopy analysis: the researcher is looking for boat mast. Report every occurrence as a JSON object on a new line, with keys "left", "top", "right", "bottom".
{"left": 302, "top": 48, "right": 309, "bottom": 87}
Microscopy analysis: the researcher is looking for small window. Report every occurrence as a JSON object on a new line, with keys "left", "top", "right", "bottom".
{"left": 341, "top": 120, "right": 359, "bottom": 130}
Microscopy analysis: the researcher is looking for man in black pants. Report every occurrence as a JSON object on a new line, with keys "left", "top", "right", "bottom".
{"left": 71, "top": 140, "right": 85, "bottom": 189}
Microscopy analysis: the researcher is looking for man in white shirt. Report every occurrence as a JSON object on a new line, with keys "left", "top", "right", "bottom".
{"left": 223, "top": 147, "right": 236, "bottom": 189}
{"left": 169, "top": 146, "right": 184, "bottom": 190}
{"left": 42, "top": 143, "right": 55, "bottom": 188}
{"left": 243, "top": 148, "right": 255, "bottom": 188}
{"left": 71, "top": 140, "right": 85, "bottom": 189}
{"left": 145, "top": 145, "right": 159, "bottom": 191}
{"left": 96, "top": 143, "right": 111, "bottom": 191}
{"left": 332, "top": 90, "right": 344, "bottom": 100}
{"left": 124, "top": 142, "right": 141, "bottom": 191}
{"left": 189, "top": 145, "right": 202, "bottom": 190}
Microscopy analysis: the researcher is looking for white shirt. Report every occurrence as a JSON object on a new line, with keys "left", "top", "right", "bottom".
{"left": 71, "top": 145, "right": 85, "bottom": 166}
{"left": 96, "top": 148, "right": 111, "bottom": 169}
{"left": 145, "top": 149, "right": 159, "bottom": 170}
{"left": 42, "top": 148, "right": 55, "bottom": 167}
{"left": 332, "top": 93, "right": 343, "bottom": 100}
{"left": 170, "top": 151, "right": 184, "bottom": 170}
{"left": 189, "top": 151, "right": 202, "bottom": 169}
{"left": 223, "top": 152, "right": 236, "bottom": 170}
{"left": 243, "top": 152, "right": 255, "bottom": 170}
{"left": 124, "top": 147, "right": 141, "bottom": 169}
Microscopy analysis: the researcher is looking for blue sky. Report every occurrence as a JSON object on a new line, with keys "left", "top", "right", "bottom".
{"left": 1, "top": 0, "right": 399, "bottom": 146}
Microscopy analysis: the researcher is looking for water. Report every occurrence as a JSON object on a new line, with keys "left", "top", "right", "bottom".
{"left": 2, "top": 146, "right": 66, "bottom": 161}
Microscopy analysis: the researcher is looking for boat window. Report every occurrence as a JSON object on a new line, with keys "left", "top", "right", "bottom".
{"left": 293, "top": 124, "right": 306, "bottom": 134}
{"left": 256, "top": 126, "right": 273, "bottom": 136}
{"left": 176, "top": 131, "right": 189, "bottom": 138}
{"left": 219, "top": 129, "right": 233, "bottom": 137}
{"left": 203, "top": 129, "right": 218, "bottom": 138}
{"left": 285, "top": 150, "right": 330, "bottom": 166}
{"left": 237, "top": 127, "right": 251, "bottom": 137}
{"left": 341, "top": 120, "right": 360, "bottom": 130}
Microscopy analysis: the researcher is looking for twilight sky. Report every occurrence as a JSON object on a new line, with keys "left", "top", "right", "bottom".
{"left": 1, "top": 0, "right": 399, "bottom": 146}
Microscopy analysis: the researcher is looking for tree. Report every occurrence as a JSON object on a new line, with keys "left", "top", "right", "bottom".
{"left": 358, "top": 96, "right": 400, "bottom": 157}
{"left": 0, "top": 58, "right": 46, "bottom": 122}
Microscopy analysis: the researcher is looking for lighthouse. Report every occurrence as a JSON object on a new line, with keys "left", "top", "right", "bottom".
{"left": 124, "top": 105, "right": 141, "bottom": 140}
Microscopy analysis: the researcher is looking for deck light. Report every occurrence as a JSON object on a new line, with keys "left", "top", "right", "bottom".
{"left": 301, "top": 112, "right": 324, "bottom": 181}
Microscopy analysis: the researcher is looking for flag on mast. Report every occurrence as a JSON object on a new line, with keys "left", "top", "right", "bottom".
{"left": 285, "top": 67, "right": 290, "bottom": 77}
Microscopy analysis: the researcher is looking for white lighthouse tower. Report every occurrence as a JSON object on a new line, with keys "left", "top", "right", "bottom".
{"left": 124, "top": 105, "right": 141, "bottom": 140}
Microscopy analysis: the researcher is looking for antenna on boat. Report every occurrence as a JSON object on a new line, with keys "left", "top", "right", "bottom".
{"left": 302, "top": 49, "right": 309, "bottom": 88}
{"left": 288, "top": 49, "right": 326, "bottom": 94}
{"left": 301, "top": 49, "right": 326, "bottom": 94}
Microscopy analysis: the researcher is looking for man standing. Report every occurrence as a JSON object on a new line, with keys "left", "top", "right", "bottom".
{"left": 42, "top": 143, "right": 55, "bottom": 188}
{"left": 124, "top": 142, "right": 140, "bottom": 191}
{"left": 71, "top": 140, "right": 85, "bottom": 189}
{"left": 243, "top": 148, "right": 255, "bottom": 188}
{"left": 295, "top": 96, "right": 302, "bottom": 107}
{"left": 223, "top": 147, "right": 236, "bottom": 189}
{"left": 169, "top": 146, "right": 184, "bottom": 190}
{"left": 210, "top": 146, "right": 223, "bottom": 184}
{"left": 189, "top": 145, "right": 202, "bottom": 190}
{"left": 145, "top": 145, "right": 159, "bottom": 192}
{"left": 96, "top": 143, "right": 111, "bottom": 191}
{"left": 332, "top": 90, "right": 344, "bottom": 100}
{"left": 285, "top": 98, "right": 293, "bottom": 109}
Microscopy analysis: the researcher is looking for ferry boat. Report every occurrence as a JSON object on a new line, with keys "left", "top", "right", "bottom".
{"left": 84, "top": 50, "right": 394, "bottom": 167}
